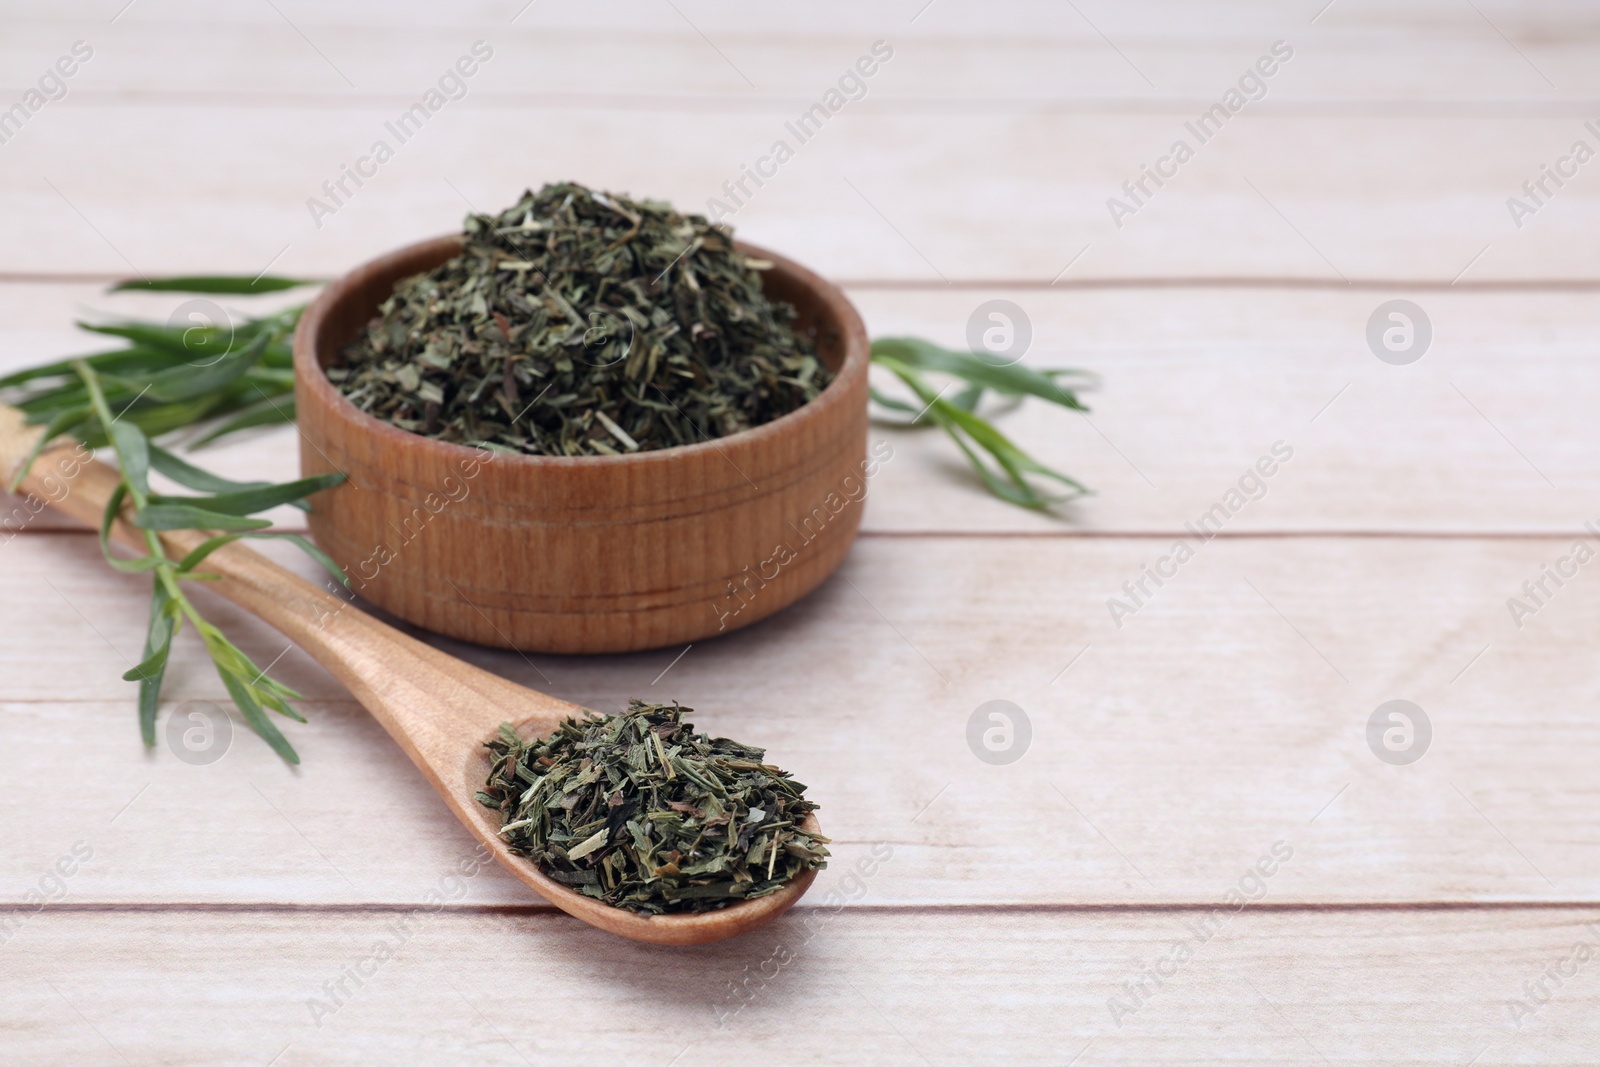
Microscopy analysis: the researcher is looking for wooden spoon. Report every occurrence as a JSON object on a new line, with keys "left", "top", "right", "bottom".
{"left": 1, "top": 406, "right": 818, "bottom": 946}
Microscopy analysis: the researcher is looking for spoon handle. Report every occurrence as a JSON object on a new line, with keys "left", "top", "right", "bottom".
{"left": 1, "top": 410, "right": 571, "bottom": 769}
{"left": 3, "top": 407, "right": 824, "bottom": 944}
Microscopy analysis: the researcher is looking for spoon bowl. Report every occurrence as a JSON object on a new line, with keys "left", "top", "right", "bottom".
{"left": 461, "top": 713, "right": 820, "bottom": 944}
{"left": 1, "top": 407, "right": 819, "bottom": 945}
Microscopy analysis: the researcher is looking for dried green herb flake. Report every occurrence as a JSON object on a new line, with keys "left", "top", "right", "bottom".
{"left": 336, "top": 182, "right": 832, "bottom": 456}
{"left": 480, "top": 700, "right": 828, "bottom": 915}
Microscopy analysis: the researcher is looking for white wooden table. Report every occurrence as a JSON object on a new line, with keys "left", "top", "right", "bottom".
{"left": 3, "top": 2, "right": 1598, "bottom": 1063}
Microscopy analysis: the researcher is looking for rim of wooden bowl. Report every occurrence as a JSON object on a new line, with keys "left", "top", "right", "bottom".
{"left": 293, "top": 233, "right": 870, "bottom": 473}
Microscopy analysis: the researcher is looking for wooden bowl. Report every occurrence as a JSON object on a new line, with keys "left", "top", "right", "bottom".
{"left": 293, "top": 235, "right": 870, "bottom": 653}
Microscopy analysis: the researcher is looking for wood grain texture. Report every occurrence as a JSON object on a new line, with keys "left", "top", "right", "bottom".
{"left": 295, "top": 236, "right": 870, "bottom": 652}
{"left": 1, "top": 108, "right": 1597, "bottom": 282}
{"left": 3, "top": 907, "right": 1598, "bottom": 1065}
{"left": 6, "top": 284, "right": 1598, "bottom": 537}
{"left": 2, "top": 3, "right": 1596, "bottom": 284}
{"left": 4, "top": 1, "right": 1598, "bottom": 100}
{"left": 4, "top": 531, "right": 1597, "bottom": 907}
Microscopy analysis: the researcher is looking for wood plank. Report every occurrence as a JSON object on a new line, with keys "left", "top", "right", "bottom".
{"left": 4, "top": 2, "right": 1598, "bottom": 102}
{"left": 858, "top": 286, "right": 1600, "bottom": 534}
{"left": 4, "top": 532, "right": 1598, "bottom": 906}
{"left": 3, "top": 6, "right": 1596, "bottom": 287}
{"left": 3, "top": 907, "right": 1597, "bottom": 1064}
{"left": 5, "top": 283, "right": 1597, "bottom": 535}
{"left": 0, "top": 102, "right": 1597, "bottom": 281}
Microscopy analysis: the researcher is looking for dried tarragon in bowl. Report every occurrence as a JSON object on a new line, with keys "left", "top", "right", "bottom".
{"left": 478, "top": 701, "right": 828, "bottom": 914}
{"left": 329, "top": 181, "right": 832, "bottom": 456}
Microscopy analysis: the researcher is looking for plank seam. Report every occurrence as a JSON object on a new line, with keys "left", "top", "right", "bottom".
{"left": 11, "top": 901, "right": 1600, "bottom": 915}
{"left": 18, "top": 91, "right": 1600, "bottom": 119}
{"left": 5, "top": 273, "right": 1600, "bottom": 291}
{"left": 6, "top": 529, "right": 1597, "bottom": 542}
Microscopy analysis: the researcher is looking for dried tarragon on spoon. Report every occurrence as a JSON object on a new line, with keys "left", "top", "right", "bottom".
{"left": 478, "top": 700, "right": 828, "bottom": 914}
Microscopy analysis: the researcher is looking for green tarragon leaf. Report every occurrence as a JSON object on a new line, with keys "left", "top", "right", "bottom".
{"left": 110, "top": 275, "right": 316, "bottom": 295}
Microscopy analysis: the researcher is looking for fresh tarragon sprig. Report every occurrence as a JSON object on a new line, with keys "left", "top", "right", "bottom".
{"left": 870, "top": 337, "right": 1094, "bottom": 509}
{"left": 2, "top": 277, "right": 1092, "bottom": 760}
{"left": 0, "top": 274, "right": 307, "bottom": 449}
{"left": 4, "top": 276, "right": 344, "bottom": 763}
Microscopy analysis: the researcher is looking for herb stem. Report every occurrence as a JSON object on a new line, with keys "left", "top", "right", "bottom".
{"left": 63, "top": 351, "right": 337, "bottom": 763}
